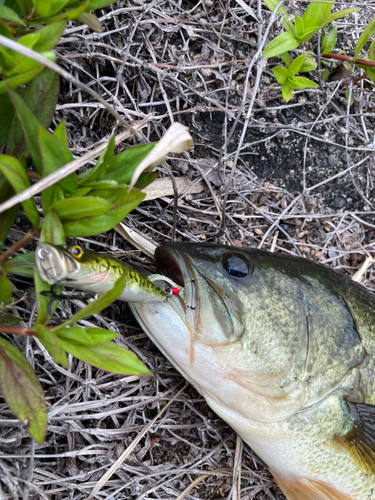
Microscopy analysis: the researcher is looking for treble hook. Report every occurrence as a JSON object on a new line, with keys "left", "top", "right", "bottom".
{"left": 41, "top": 285, "right": 93, "bottom": 316}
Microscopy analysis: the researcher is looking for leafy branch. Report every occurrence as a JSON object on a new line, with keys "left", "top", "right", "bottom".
{"left": 0, "top": 0, "right": 193, "bottom": 444}
{"left": 263, "top": 0, "right": 375, "bottom": 102}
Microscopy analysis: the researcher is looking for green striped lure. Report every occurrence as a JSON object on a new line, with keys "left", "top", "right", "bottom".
{"left": 35, "top": 243, "right": 178, "bottom": 303}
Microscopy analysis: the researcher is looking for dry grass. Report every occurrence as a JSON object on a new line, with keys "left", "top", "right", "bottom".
{"left": 2, "top": 0, "right": 375, "bottom": 498}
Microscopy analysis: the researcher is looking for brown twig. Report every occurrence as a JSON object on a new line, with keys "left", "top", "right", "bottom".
{"left": 0, "top": 325, "right": 34, "bottom": 336}
{"left": 0, "top": 227, "right": 38, "bottom": 265}
{"left": 322, "top": 53, "right": 375, "bottom": 68}
{"left": 27, "top": 171, "right": 42, "bottom": 181}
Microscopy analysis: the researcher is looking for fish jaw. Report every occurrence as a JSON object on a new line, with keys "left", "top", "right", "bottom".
{"left": 130, "top": 297, "right": 305, "bottom": 423}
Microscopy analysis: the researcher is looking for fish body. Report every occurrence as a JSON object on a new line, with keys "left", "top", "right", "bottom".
{"left": 35, "top": 242, "right": 375, "bottom": 499}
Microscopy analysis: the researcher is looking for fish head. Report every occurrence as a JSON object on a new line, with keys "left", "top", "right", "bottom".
{"left": 131, "top": 242, "right": 364, "bottom": 424}
{"left": 36, "top": 243, "right": 108, "bottom": 287}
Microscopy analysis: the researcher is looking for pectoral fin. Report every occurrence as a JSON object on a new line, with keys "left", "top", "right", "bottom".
{"left": 335, "top": 400, "right": 375, "bottom": 475}
{"left": 271, "top": 471, "right": 352, "bottom": 500}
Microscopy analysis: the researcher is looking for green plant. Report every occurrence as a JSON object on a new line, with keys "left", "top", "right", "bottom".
{"left": 0, "top": 0, "right": 193, "bottom": 444}
{"left": 263, "top": 0, "right": 358, "bottom": 58}
{"left": 262, "top": 0, "right": 375, "bottom": 101}
{"left": 272, "top": 52, "right": 318, "bottom": 102}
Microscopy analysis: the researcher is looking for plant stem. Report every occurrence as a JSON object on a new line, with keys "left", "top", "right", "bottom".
{"left": 322, "top": 54, "right": 375, "bottom": 68}
{"left": 0, "top": 227, "right": 38, "bottom": 265}
{"left": 0, "top": 325, "right": 33, "bottom": 336}
{"left": 27, "top": 171, "right": 42, "bottom": 180}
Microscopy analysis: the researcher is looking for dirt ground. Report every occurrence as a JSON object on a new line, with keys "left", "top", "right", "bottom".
{"left": 1, "top": 0, "right": 375, "bottom": 499}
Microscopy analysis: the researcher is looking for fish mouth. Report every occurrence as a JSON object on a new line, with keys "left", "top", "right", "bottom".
{"left": 36, "top": 243, "right": 78, "bottom": 285}
{"left": 155, "top": 245, "right": 186, "bottom": 287}
{"left": 155, "top": 244, "right": 199, "bottom": 334}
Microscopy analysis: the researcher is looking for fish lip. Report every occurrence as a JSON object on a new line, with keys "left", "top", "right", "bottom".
{"left": 36, "top": 243, "right": 78, "bottom": 285}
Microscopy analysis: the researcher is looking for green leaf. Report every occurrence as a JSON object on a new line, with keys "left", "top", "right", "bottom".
{"left": 57, "top": 273, "right": 128, "bottom": 328}
{"left": 321, "top": 25, "right": 337, "bottom": 55}
{"left": 294, "top": 14, "right": 304, "bottom": 37}
{"left": 369, "top": 39, "right": 375, "bottom": 62}
{"left": 33, "top": 323, "right": 68, "bottom": 367}
{"left": 0, "top": 93, "right": 14, "bottom": 145}
{"left": 0, "top": 314, "right": 21, "bottom": 326}
{"left": 4, "top": 32, "right": 42, "bottom": 76}
{"left": 363, "top": 66, "right": 375, "bottom": 84}
{"left": 263, "top": 32, "right": 299, "bottom": 58}
{"left": 33, "top": 21, "right": 67, "bottom": 52}
{"left": 263, "top": 0, "right": 294, "bottom": 35}
{"left": 0, "top": 66, "right": 45, "bottom": 94}
{"left": 41, "top": 183, "right": 64, "bottom": 214}
{"left": 321, "top": 9, "right": 359, "bottom": 32}
{"left": 32, "top": 0, "right": 52, "bottom": 17}
{"left": 100, "top": 142, "right": 155, "bottom": 185}
{"left": 78, "top": 135, "right": 115, "bottom": 185}
{"left": 134, "top": 171, "right": 157, "bottom": 190}
{"left": 0, "top": 180, "right": 19, "bottom": 248}
{"left": 54, "top": 325, "right": 119, "bottom": 344}
{"left": 272, "top": 66, "right": 287, "bottom": 84}
{"left": 0, "top": 6, "right": 26, "bottom": 25}
{"left": 0, "top": 155, "right": 39, "bottom": 229}
{"left": 300, "top": 54, "right": 317, "bottom": 72}
{"left": 48, "top": 0, "right": 71, "bottom": 16}
{"left": 67, "top": 187, "right": 92, "bottom": 198}
{"left": 34, "top": 265, "right": 54, "bottom": 324}
{"left": 82, "top": 180, "right": 118, "bottom": 189}
{"left": 287, "top": 76, "right": 318, "bottom": 90}
{"left": 0, "top": 18, "right": 14, "bottom": 39}
{"left": 59, "top": 338, "right": 152, "bottom": 375}
{"left": 4, "top": 251, "right": 35, "bottom": 276}
{"left": 54, "top": 325, "right": 96, "bottom": 346}
{"left": 289, "top": 53, "right": 307, "bottom": 75}
{"left": 322, "top": 68, "right": 330, "bottom": 81}
{"left": 40, "top": 209, "right": 66, "bottom": 245}
{"left": 302, "top": 0, "right": 332, "bottom": 30}
{"left": 11, "top": 0, "right": 33, "bottom": 17}
{"left": 0, "top": 274, "right": 12, "bottom": 304}
{"left": 76, "top": 12, "right": 101, "bottom": 32}
{"left": 86, "top": 0, "right": 117, "bottom": 9}
{"left": 62, "top": 187, "right": 144, "bottom": 237}
{"left": 38, "top": 124, "right": 78, "bottom": 191}
{"left": 30, "top": 0, "right": 89, "bottom": 25}
{"left": 281, "top": 84, "right": 292, "bottom": 102}
{"left": 52, "top": 196, "right": 112, "bottom": 220}
{"left": 6, "top": 86, "right": 43, "bottom": 169}
{"left": 6, "top": 68, "right": 59, "bottom": 160}
{"left": 53, "top": 117, "right": 68, "bottom": 145}
{"left": 0, "top": 336, "right": 47, "bottom": 444}
{"left": 355, "top": 16, "right": 375, "bottom": 60}
{"left": 85, "top": 327, "right": 119, "bottom": 342}
{"left": 280, "top": 52, "right": 291, "bottom": 66}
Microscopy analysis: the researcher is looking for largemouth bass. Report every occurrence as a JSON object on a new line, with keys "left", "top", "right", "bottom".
{"left": 35, "top": 242, "right": 375, "bottom": 500}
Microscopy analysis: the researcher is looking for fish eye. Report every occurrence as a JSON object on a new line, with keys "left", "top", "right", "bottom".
{"left": 71, "top": 245, "right": 83, "bottom": 259}
{"left": 222, "top": 255, "right": 250, "bottom": 278}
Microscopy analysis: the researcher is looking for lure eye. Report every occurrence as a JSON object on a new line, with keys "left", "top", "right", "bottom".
{"left": 222, "top": 255, "right": 249, "bottom": 278}
{"left": 71, "top": 245, "right": 83, "bottom": 259}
